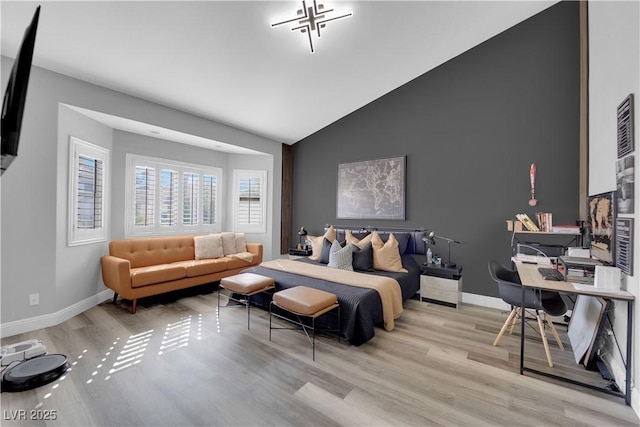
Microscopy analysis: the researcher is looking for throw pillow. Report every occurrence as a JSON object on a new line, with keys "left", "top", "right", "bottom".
{"left": 234, "top": 233, "right": 247, "bottom": 253}
{"left": 371, "top": 232, "right": 407, "bottom": 273}
{"left": 328, "top": 239, "right": 354, "bottom": 271}
{"left": 308, "top": 225, "right": 336, "bottom": 260}
{"left": 319, "top": 238, "right": 332, "bottom": 264}
{"left": 221, "top": 232, "right": 237, "bottom": 255}
{"left": 194, "top": 234, "right": 224, "bottom": 260}
{"left": 351, "top": 242, "right": 374, "bottom": 272}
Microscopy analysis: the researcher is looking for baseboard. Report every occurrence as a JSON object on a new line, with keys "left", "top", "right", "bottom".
{"left": 462, "top": 292, "right": 510, "bottom": 311}
{"left": 0, "top": 289, "right": 112, "bottom": 339}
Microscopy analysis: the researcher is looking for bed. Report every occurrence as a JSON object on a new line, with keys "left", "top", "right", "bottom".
{"left": 244, "top": 226, "right": 424, "bottom": 345}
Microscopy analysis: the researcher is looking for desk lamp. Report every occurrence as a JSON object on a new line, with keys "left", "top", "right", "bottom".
{"left": 422, "top": 231, "right": 461, "bottom": 269}
{"left": 297, "top": 226, "right": 308, "bottom": 249}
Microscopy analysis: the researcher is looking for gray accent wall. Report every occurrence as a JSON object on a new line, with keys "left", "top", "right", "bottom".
{"left": 292, "top": 2, "right": 580, "bottom": 298}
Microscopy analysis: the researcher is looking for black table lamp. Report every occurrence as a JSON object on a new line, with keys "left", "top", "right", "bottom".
{"left": 422, "top": 231, "right": 461, "bottom": 269}
{"left": 297, "top": 226, "right": 308, "bottom": 249}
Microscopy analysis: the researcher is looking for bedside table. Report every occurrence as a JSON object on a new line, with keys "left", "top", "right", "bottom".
{"left": 420, "top": 264, "right": 462, "bottom": 308}
{"left": 288, "top": 248, "right": 312, "bottom": 259}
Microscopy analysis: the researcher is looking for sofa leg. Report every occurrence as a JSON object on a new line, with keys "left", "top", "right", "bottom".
{"left": 131, "top": 299, "right": 137, "bottom": 314}
{"left": 113, "top": 292, "right": 119, "bottom": 303}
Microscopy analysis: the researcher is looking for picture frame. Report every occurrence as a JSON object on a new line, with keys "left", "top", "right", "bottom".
{"left": 587, "top": 191, "right": 616, "bottom": 265}
{"left": 615, "top": 218, "right": 634, "bottom": 276}
{"left": 617, "top": 94, "right": 634, "bottom": 158}
{"left": 336, "top": 155, "right": 406, "bottom": 220}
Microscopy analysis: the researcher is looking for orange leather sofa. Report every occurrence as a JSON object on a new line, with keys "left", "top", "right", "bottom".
{"left": 100, "top": 235, "right": 263, "bottom": 313}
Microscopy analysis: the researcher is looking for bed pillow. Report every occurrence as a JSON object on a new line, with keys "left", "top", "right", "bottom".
{"left": 345, "top": 230, "right": 373, "bottom": 249}
{"left": 194, "top": 234, "right": 224, "bottom": 260}
{"left": 308, "top": 225, "right": 336, "bottom": 260}
{"left": 319, "top": 238, "right": 332, "bottom": 264}
{"left": 371, "top": 232, "right": 407, "bottom": 273}
{"left": 351, "top": 242, "right": 374, "bottom": 272}
{"left": 328, "top": 239, "right": 354, "bottom": 271}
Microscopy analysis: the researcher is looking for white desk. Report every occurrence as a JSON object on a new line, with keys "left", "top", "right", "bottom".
{"left": 515, "top": 262, "right": 634, "bottom": 405}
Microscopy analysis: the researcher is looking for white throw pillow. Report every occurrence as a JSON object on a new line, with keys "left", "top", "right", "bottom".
{"left": 221, "top": 232, "right": 236, "bottom": 256}
{"left": 234, "top": 233, "right": 247, "bottom": 253}
{"left": 194, "top": 234, "right": 224, "bottom": 260}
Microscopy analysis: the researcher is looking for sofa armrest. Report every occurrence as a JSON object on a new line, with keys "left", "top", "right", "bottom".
{"left": 246, "top": 243, "right": 263, "bottom": 264}
{"left": 101, "top": 255, "right": 132, "bottom": 294}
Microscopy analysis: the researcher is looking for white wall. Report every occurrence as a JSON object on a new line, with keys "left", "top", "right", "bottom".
{"left": 589, "top": 0, "right": 639, "bottom": 415}
{"left": 1, "top": 60, "right": 283, "bottom": 337}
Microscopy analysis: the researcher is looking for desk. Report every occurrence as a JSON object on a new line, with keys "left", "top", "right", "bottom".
{"left": 515, "top": 262, "right": 635, "bottom": 405}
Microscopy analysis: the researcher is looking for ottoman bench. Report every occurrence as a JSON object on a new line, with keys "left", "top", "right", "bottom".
{"left": 269, "top": 286, "right": 341, "bottom": 361}
{"left": 218, "top": 273, "right": 275, "bottom": 329}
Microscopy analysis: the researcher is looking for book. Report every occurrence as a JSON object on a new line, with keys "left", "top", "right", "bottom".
{"left": 535, "top": 212, "right": 553, "bottom": 232}
{"left": 515, "top": 214, "right": 540, "bottom": 232}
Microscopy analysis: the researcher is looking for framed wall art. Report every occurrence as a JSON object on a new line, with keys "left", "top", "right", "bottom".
{"left": 337, "top": 155, "right": 406, "bottom": 220}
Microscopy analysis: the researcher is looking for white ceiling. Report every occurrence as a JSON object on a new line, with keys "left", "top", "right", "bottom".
{"left": 1, "top": 0, "right": 556, "bottom": 151}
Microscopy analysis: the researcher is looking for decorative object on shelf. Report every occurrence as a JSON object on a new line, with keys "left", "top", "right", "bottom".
{"left": 337, "top": 156, "right": 406, "bottom": 220}
{"left": 529, "top": 163, "right": 538, "bottom": 206}
{"left": 297, "top": 226, "right": 308, "bottom": 249}
{"left": 422, "top": 231, "right": 461, "bottom": 269}
{"left": 270, "top": 0, "right": 352, "bottom": 54}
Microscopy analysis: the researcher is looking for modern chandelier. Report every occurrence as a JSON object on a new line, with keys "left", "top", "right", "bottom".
{"left": 271, "top": 0, "right": 352, "bottom": 53}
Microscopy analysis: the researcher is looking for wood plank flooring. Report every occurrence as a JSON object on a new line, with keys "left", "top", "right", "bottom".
{"left": 1, "top": 287, "right": 638, "bottom": 426}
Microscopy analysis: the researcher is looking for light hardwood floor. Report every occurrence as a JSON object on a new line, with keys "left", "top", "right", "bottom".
{"left": 1, "top": 287, "right": 638, "bottom": 426}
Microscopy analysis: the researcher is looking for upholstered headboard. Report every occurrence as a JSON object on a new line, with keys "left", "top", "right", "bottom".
{"left": 324, "top": 225, "right": 426, "bottom": 255}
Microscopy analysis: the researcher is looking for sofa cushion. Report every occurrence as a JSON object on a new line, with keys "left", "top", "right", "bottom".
{"left": 194, "top": 234, "right": 224, "bottom": 260}
{"left": 225, "top": 257, "right": 255, "bottom": 270}
{"left": 130, "top": 264, "right": 187, "bottom": 288}
{"left": 172, "top": 259, "right": 229, "bottom": 277}
{"left": 110, "top": 235, "right": 195, "bottom": 268}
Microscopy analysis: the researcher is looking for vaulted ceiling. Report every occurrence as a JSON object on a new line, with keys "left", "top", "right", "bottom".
{"left": 1, "top": 1, "right": 556, "bottom": 148}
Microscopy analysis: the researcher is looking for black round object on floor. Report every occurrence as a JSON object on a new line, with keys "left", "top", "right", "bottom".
{"left": 1, "top": 354, "right": 69, "bottom": 392}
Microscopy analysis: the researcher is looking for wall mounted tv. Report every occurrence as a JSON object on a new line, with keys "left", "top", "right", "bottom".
{"left": 587, "top": 191, "right": 616, "bottom": 265}
{"left": 1, "top": 5, "right": 40, "bottom": 176}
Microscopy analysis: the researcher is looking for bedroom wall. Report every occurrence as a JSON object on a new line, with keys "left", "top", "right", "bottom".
{"left": 1, "top": 61, "right": 282, "bottom": 336}
{"left": 292, "top": 2, "right": 581, "bottom": 299}
{"left": 588, "top": 0, "right": 639, "bottom": 414}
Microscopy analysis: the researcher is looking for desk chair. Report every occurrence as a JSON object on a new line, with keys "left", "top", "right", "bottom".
{"left": 488, "top": 260, "right": 567, "bottom": 367}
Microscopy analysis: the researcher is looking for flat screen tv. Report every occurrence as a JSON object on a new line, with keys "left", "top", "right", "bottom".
{"left": 1, "top": 6, "right": 40, "bottom": 176}
{"left": 587, "top": 191, "right": 616, "bottom": 265}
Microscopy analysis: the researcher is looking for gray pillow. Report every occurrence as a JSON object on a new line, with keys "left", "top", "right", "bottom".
{"left": 351, "top": 242, "right": 374, "bottom": 271}
{"left": 328, "top": 240, "right": 354, "bottom": 271}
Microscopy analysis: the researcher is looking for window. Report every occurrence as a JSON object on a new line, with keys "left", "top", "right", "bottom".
{"left": 68, "top": 137, "right": 109, "bottom": 246}
{"left": 233, "top": 169, "right": 267, "bottom": 233}
{"left": 202, "top": 174, "right": 217, "bottom": 225}
{"left": 125, "top": 154, "right": 221, "bottom": 236}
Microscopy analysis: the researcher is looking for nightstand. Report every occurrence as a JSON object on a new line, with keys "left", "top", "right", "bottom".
{"left": 420, "top": 264, "right": 462, "bottom": 308}
{"left": 288, "top": 248, "right": 312, "bottom": 259}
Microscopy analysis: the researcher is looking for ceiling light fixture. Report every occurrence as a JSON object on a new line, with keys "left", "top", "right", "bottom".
{"left": 271, "top": 0, "right": 352, "bottom": 53}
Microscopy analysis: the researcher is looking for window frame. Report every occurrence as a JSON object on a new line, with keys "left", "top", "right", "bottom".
{"left": 232, "top": 169, "right": 267, "bottom": 233}
{"left": 68, "top": 136, "right": 109, "bottom": 246}
{"left": 125, "top": 154, "right": 222, "bottom": 237}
